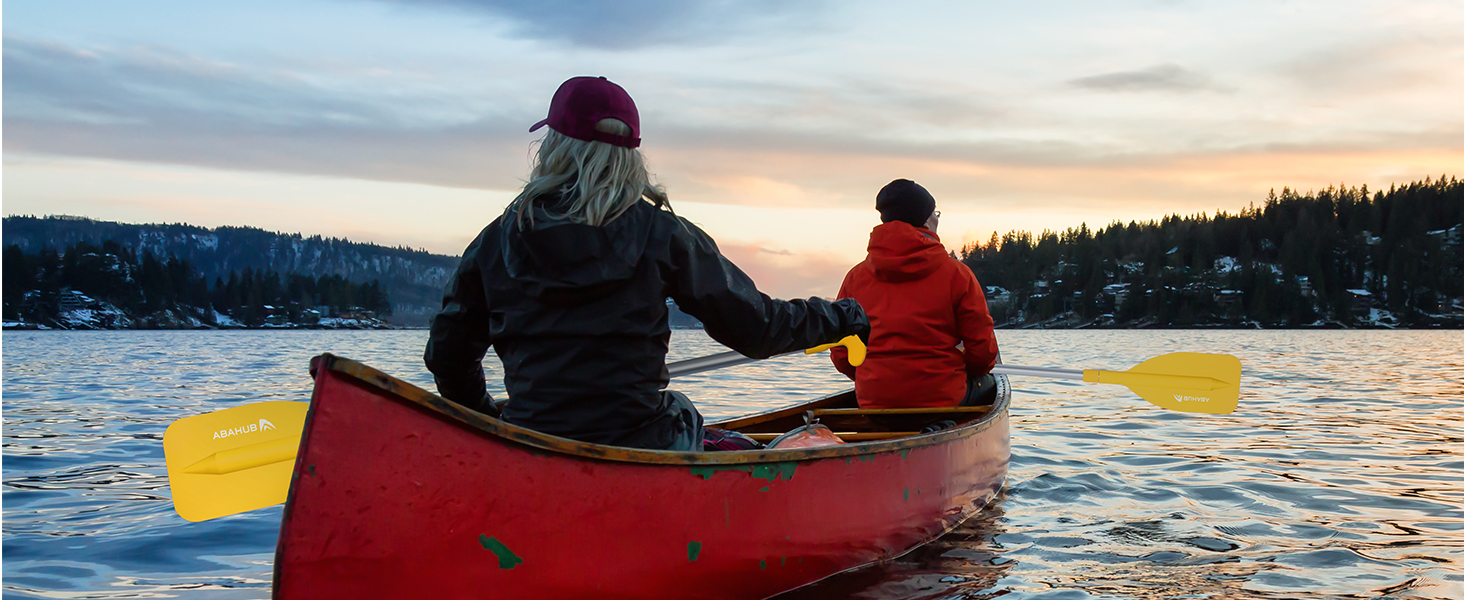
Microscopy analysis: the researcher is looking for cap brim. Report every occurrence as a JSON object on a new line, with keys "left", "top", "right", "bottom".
{"left": 528, "top": 119, "right": 548, "bottom": 133}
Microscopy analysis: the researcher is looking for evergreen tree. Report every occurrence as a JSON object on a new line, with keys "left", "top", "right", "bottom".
{"left": 958, "top": 175, "right": 1462, "bottom": 328}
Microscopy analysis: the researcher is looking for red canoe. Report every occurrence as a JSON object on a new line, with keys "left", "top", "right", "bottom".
{"left": 273, "top": 354, "right": 1010, "bottom": 599}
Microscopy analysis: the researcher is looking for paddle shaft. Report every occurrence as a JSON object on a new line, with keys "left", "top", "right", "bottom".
{"left": 990, "top": 364, "right": 1082, "bottom": 380}
{"left": 667, "top": 350, "right": 760, "bottom": 378}
{"left": 676, "top": 352, "right": 1104, "bottom": 383}
{"left": 197, "top": 347, "right": 828, "bottom": 474}
{"left": 679, "top": 353, "right": 1229, "bottom": 391}
{"left": 185, "top": 352, "right": 1227, "bottom": 472}
{"left": 676, "top": 354, "right": 1097, "bottom": 381}
{"left": 182, "top": 346, "right": 835, "bottom": 475}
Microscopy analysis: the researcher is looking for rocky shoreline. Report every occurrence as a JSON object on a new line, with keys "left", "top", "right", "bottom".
{"left": 2, "top": 320, "right": 398, "bottom": 331}
{"left": 2, "top": 305, "right": 395, "bottom": 331}
{"left": 993, "top": 309, "right": 1463, "bottom": 330}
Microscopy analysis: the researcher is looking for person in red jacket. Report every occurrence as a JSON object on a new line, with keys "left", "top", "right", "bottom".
{"left": 830, "top": 179, "right": 1001, "bottom": 424}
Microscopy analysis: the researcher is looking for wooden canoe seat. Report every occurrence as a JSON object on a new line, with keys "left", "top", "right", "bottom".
{"left": 742, "top": 408, "right": 995, "bottom": 444}
{"left": 809, "top": 405, "right": 992, "bottom": 432}
{"left": 709, "top": 390, "right": 999, "bottom": 444}
{"left": 810, "top": 406, "right": 993, "bottom": 417}
{"left": 745, "top": 431, "right": 919, "bottom": 443}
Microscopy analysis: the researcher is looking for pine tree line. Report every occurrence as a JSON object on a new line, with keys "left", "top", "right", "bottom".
{"left": 960, "top": 176, "right": 1463, "bottom": 327}
{"left": 5, "top": 176, "right": 1459, "bottom": 329}
{"left": 2, "top": 216, "right": 457, "bottom": 325}
{"left": 3, "top": 240, "right": 392, "bottom": 328}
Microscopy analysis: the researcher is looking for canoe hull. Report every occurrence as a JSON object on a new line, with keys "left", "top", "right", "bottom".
{"left": 273, "top": 356, "right": 1009, "bottom": 599}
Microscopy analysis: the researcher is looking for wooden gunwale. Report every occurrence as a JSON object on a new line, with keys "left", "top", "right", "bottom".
{"left": 745, "top": 431, "right": 920, "bottom": 442}
{"left": 811, "top": 406, "right": 994, "bottom": 416}
{"left": 311, "top": 353, "right": 1010, "bottom": 466}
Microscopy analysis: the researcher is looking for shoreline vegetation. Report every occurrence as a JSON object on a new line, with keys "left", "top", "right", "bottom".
{"left": 4, "top": 175, "right": 1461, "bottom": 331}
{"left": 961, "top": 176, "right": 1462, "bottom": 329}
{"left": 3, "top": 239, "right": 394, "bottom": 331}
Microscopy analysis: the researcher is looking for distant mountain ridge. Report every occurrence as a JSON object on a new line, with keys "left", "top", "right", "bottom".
{"left": 2, "top": 215, "right": 706, "bottom": 329}
{"left": 3, "top": 215, "right": 456, "bottom": 325}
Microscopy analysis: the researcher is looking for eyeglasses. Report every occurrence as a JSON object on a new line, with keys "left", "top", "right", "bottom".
{"left": 932, "top": 210, "right": 941, "bottom": 219}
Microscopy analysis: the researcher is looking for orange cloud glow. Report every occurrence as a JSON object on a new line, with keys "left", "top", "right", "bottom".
{"left": 714, "top": 241, "right": 857, "bottom": 300}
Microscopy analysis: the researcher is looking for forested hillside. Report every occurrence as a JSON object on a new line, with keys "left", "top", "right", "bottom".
{"left": 3, "top": 217, "right": 453, "bottom": 325}
{"left": 5, "top": 175, "right": 1458, "bottom": 330}
{"left": 1, "top": 216, "right": 707, "bottom": 330}
{"left": 3, "top": 240, "right": 392, "bottom": 329}
{"left": 960, "top": 176, "right": 1463, "bottom": 328}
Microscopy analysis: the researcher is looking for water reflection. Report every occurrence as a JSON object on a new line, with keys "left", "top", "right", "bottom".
{"left": 775, "top": 496, "right": 1013, "bottom": 600}
{"left": 4, "top": 330, "right": 1463, "bottom": 599}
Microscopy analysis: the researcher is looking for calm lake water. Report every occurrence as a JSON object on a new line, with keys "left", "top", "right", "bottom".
{"left": 3, "top": 330, "right": 1462, "bottom": 599}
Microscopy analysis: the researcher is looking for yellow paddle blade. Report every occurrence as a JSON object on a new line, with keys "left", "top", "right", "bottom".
{"left": 1083, "top": 352, "right": 1241, "bottom": 414}
{"left": 164, "top": 401, "right": 308, "bottom": 522}
{"left": 805, "top": 335, "right": 866, "bottom": 366}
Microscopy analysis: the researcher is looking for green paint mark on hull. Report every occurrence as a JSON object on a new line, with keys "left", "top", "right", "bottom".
{"left": 688, "top": 541, "right": 702, "bottom": 562}
{"left": 759, "top": 486, "right": 769, "bottom": 492}
{"left": 781, "top": 556, "right": 787, "bottom": 566}
{"left": 903, "top": 487, "right": 909, "bottom": 501}
{"left": 690, "top": 465, "right": 753, "bottom": 480}
{"left": 900, "top": 449, "right": 909, "bottom": 459}
{"left": 692, "top": 462, "right": 796, "bottom": 482}
{"left": 479, "top": 535, "right": 523, "bottom": 569}
{"left": 760, "top": 559, "right": 767, "bottom": 570}
{"left": 750, "top": 462, "right": 797, "bottom": 481}
{"left": 859, "top": 454, "right": 875, "bottom": 463}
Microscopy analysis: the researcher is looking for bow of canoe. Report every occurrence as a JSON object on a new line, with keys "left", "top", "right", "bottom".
{"left": 273, "top": 354, "right": 1010, "bottom": 600}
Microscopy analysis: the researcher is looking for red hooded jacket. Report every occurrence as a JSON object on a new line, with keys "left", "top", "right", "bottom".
{"left": 830, "top": 221, "right": 1000, "bottom": 409}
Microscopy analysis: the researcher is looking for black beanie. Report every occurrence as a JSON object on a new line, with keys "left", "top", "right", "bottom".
{"left": 875, "top": 179, "right": 936, "bottom": 227}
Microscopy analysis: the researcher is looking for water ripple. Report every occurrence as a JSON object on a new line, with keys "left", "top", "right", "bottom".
{"left": 4, "top": 329, "right": 1463, "bottom": 599}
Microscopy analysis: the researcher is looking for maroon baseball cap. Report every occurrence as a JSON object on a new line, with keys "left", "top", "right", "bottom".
{"left": 529, "top": 76, "right": 641, "bottom": 148}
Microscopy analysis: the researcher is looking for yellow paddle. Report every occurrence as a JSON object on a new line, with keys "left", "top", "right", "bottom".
{"left": 163, "top": 401, "right": 309, "bottom": 522}
{"left": 991, "top": 352, "right": 1242, "bottom": 414}
{"left": 163, "top": 336, "right": 866, "bottom": 522}
{"left": 166, "top": 344, "right": 1236, "bottom": 521}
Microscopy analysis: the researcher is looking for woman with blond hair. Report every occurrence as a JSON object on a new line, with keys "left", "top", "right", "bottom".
{"left": 424, "top": 76, "right": 869, "bottom": 450}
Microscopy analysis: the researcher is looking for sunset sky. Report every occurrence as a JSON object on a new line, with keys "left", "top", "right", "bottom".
{"left": 5, "top": 0, "right": 1463, "bottom": 298}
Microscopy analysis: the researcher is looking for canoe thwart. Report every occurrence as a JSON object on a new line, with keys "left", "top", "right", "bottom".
{"left": 811, "top": 406, "right": 993, "bottom": 417}
{"left": 746, "top": 431, "right": 920, "bottom": 443}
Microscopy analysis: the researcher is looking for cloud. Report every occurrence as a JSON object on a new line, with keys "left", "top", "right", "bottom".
{"left": 387, "top": 0, "right": 830, "bottom": 49}
{"left": 6, "top": 35, "right": 1461, "bottom": 224}
{"left": 714, "top": 241, "right": 852, "bottom": 299}
{"left": 1279, "top": 38, "right": 1451, "bottom": 95}
{"left": 2, "top": 36, "right": 532, "bottom": 190}
{"left": 1067, "top": 64, "right": 1224, "bottom": 93}
{"left": 0, "top": 36, "right": 1154, "bottom": 200}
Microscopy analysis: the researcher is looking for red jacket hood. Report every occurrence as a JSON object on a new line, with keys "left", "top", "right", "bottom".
{"left": 867, "top": 221, "right": 948, "bottom": 282}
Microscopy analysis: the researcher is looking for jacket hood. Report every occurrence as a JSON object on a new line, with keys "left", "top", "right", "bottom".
{"left": 502, "top": 195, "right": 654, "bottom": 306}
{"left": 867, "top": 221, "right": 948, "bottom": 282}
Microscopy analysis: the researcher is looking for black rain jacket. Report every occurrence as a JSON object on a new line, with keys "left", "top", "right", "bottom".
{"left": 423, "top": 196, "right": 869, "bottom": 449}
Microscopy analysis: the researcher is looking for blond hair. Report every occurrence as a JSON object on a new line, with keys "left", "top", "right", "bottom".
{"left": 507, "top": 118, "right": 670, "bottom": 228}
